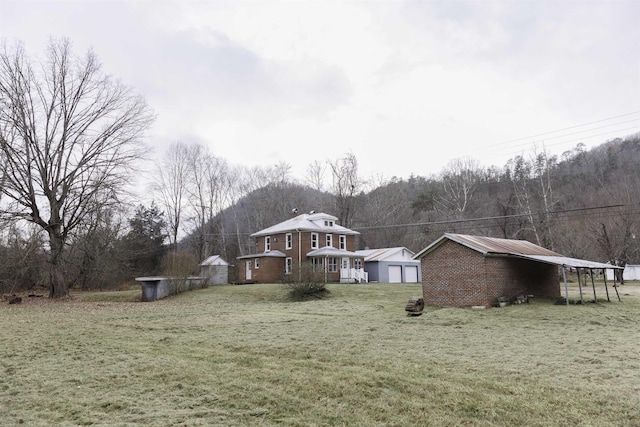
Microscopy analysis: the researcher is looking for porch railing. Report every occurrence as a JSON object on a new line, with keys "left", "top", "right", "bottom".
{"left": 340, "top": 268, "right": 368, "bottom": 283}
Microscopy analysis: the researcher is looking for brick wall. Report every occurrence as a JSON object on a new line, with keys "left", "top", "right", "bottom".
{"left": 421, "top": 240, "right": 487, "bottom": 306}
{"left": 420, "top": 239, "right": 560, "bottom": 307}
{"left": 484, "top": 257, "right": 560, "bottom": 302}
{"left": 238, "top": 256, "right": 286, "bottom": 283}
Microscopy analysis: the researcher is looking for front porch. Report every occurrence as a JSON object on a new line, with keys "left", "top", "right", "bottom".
{"left": 307, "top": 246, "right": 368, "bottom": 284}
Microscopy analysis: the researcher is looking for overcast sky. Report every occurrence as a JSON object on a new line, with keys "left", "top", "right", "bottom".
{"left": 1, "top": 0, "right": 639, "bottom": 182}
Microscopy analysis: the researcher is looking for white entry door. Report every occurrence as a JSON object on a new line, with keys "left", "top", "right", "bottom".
{"left": 246, "top": 260, "right": 252, "bottom": 281}
{"left": 389, "top": 265, "right": 402, "bottom": 283}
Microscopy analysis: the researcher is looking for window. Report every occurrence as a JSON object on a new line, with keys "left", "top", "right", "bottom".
{"left": 324, "top": 220, "right": 334, "bottom": 227}
{"left": 311, "top": 258, "right": 323, "bottom": 272}
{"left": 285, "top": 257, "right": 292, "bottom": 275}
{"left": 326, "top": 234, "right": 333, "bottom": 247}
{"left": 339, "top": 235, "right": 346, "bottom": 250}
{"left": 255, "top": 258, "right": 260, "bottom": 269}
{"left": 328, "top": 257, "right": 338, "bottom": 272}
{"left": 354, "top": 259, "right": 362, "bottom": 269}
{"left": 286, "top": 233, "right": 292, "bottom": 250}
{"left": 265, "top": 236, "right": 271, "bottom": 252}
{"left": 311, "top": 233, "right": 318, "bottom": 249}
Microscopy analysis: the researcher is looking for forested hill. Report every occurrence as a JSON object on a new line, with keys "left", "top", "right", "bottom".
{"left": 191, "top": 133, "right": 640, "bottom": 266}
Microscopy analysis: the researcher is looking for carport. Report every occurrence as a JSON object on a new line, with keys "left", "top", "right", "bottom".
{"left": 514, "top": 254, "right": 624, "bottom": 305}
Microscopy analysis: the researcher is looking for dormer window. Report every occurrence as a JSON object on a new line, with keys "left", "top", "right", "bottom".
{"left": 324, "top": 220, "right": 334, "bottom": 227}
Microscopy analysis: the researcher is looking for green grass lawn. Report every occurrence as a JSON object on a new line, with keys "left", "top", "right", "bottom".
{"left": 1, "top": 283, "right": 639, "bottom": 426}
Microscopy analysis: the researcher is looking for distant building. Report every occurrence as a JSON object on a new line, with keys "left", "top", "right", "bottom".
{"left": 356, "top": 247, "right": 421, "bottom": 283}
{"left": 199, "top": 255, "right": 229, "bottom": 285}
{"left": 237, "top": 212, "right": 367, "bottom": 283}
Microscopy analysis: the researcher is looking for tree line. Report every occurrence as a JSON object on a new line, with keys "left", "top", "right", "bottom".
{"left": 2, "top": 38, "right": 639, "bottom": 297}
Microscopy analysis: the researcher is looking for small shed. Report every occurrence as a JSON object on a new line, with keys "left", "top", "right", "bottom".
{"left": 199, "top": 255, "right": 229, "bottom": 285}
{"left": 356, "top": 247, "right": 421, "bottom": 283}
{"left": 414, "top": 233, "right": 622, "bottom": 307}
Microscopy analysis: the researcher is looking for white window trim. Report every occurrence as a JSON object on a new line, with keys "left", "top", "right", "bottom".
{"left": 265, "top": 236, "right": 271, "bottom": 252}
{"left": 326, "top": 234, "right": 333, "bottom": 248}
{"left": 255, "top": 258, "right": 259, "bottom": 269}
{"left": 311, "top": 258, "right": 323, "bottom": 272}
{"left": 286, "top": 233, "right": 292, "bottom": 250}
{"left": 311, "top": 233, "right": 319, "bottom": 249}
{"left": 285, "top": 257, "right": 292, "bottom": 275}
{"left": 339, "top": 235, "right": 346, "bottom": 250}
{"left": 328, "top": 257, "right": 338, "bottom": 272}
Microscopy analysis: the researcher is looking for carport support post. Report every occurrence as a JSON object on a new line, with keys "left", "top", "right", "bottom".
{"left": 613, "top": 272, "right": 622, "bottom": 302}
{"left": 562, "top": 266, "right": 569, "bottom": 306}
{"left": 602, "top": 268, "right": 610, "bottom": 302}
{"left": 576, "top": 268, "right": 584, "bottom": 304}
{"left": 589, "top": 268, "right": 597, "bottom": 303}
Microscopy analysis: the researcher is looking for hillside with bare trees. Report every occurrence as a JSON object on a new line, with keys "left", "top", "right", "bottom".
{"left": 2, "top": 132, "right": 640, "bottom": 293}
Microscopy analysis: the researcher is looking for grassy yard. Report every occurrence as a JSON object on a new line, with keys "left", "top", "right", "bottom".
{"left": 1, "top": 283, "right": 640, "bottom": 426}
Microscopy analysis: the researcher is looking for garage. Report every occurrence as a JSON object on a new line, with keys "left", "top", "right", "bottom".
{"left": 356, "top": 247, "right": 422, "bottom": 283}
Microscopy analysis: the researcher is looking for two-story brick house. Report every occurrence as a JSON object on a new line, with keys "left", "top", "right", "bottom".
{"left": 236, "top": 212, "right": 367, "bottom": 283}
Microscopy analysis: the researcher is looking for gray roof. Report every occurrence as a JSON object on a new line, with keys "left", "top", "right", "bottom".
{"left": 237, "top": 250, "right": 286, "bottom": 260}
{"left": 515, "top": 255, "right": 622, "bottom": 270}
{"left": 251, "top": 212, "right": 359, "bottom": 237}
{"left": 199, "top": 255, "right": 228, "bottom": 266}
{"left": 414, "top": 233, "right": 621, "bottom": 269}
{"left": 356, "top": 247, "right": 416, "bottom": 262}
{"left": 306, "top": 246, "right": 362, "bottom": 258}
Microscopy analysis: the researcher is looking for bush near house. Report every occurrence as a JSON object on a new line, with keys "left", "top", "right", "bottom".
{"left": 282, "top": 264, "right": 329, "bottom": 300}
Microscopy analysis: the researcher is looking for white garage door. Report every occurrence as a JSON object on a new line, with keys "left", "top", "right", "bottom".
{"left": 405, "top": 266, "right": 418, "bottom": 283}
{"left": 389, "top": 266, "right": 402, "bottom": 283}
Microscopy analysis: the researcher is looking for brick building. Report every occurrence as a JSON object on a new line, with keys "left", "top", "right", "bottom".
{"left": 414, "top": 233, "right": 564, "bottom": 307}
{"left": 236, "top": 212, "right": 367, "bottom": 284}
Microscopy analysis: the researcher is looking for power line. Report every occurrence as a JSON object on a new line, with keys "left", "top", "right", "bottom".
{"left": 480, "top": 111, "right": 640, "bottom": 150}
{"left": 353, "top": 202, "right": 639, "bottom": 232}
{"left": 456, "top": 111, "right": 640, "bottom": 162}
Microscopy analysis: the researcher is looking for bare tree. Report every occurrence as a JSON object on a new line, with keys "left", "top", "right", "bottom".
{"left": 183, "top": 144, "right": 230, "bottom": 260}
{"left": 0, "top": 39, "right": 154, "bottom": 297}
{"left": 305, "top": 159, "right": 327, "bottom": 191}
{"left": 328, "top": 152, "right": 364, "bottom": 228}
{"left": 155, "top": 141, "right": 190, "bottom": 251}
{"left": 506, "top": 148, "right": 559, "bottom": 249}
{"left": 436, "top": 157, "right": 481, "bottom": 219}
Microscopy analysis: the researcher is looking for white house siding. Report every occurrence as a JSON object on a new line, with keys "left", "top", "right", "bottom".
{"left": 606, "top": 265, "right": 640, "bottom": 281}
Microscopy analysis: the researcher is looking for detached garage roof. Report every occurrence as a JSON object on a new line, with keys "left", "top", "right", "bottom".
{"left": 414, "top": 233, "right": 621, "bottom": 270}
{"left": 356, "top": 247, "right": 416, "bottom": 262}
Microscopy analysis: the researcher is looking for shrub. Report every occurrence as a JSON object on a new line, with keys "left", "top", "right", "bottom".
{"left": 282, "top": 264, "right": 329, "bottom": 301}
